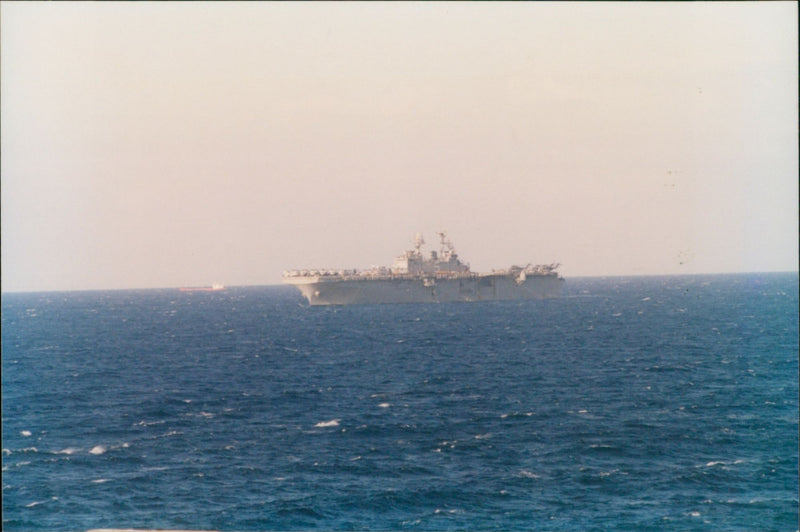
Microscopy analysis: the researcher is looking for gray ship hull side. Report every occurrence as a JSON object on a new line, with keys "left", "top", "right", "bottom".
{"left": 285, "top": 275, "right": 564, "bottom": 306}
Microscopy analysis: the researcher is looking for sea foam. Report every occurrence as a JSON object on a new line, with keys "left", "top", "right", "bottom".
{"left": 56, "top": 447, "right": 79, "bottom": 455}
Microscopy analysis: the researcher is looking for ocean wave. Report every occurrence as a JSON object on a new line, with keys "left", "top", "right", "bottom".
{"left": 134, "top": 419, "right": 166, "bottom": 427}
{"left": 500, "top": 412, "right": 533, "bottom": 419}
{"left": 56, "top": 447, "right": 79, "bottom": 455}
{"left": 702, "top": 459, "right": 745, "bottom": 468}
{"left": 314, "top": 419, "right": 340, "bottom": 428}
{"left": 24, "top": 497, "right": 57, "bottom": 508}
{"left": 6, "top": 460, "right": 32, "bottom": 469}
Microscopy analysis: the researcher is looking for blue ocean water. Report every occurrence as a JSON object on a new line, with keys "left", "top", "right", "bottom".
{"left": 2, "top": 274, "right": 798, "bottom": 531}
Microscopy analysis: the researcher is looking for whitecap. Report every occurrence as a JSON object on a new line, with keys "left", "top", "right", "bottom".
{"left": 20, "top": 430, "right": 32, "bottom": 437}
{"left": 141, "top": 466, "right": 170, "bottom": 472}
{"left": 134, "top": 420, "right": 165, "bottom": 427}
{"left": 89, "top": 445, "right": 106, "bottom": 455}
{"left": 519, "top": 470, "right": 541, "bottom": 479}
{"left": 3, "top": 448, "right": 12, "bottom": 456}
{"left": 377, "top": 403, "right": 391, "bottom": 408}
{"left": 314, "top": 419, "right": 340, "bottom": 428}
{"left": 25, "top": 500, "right": 47, "bottom": 508}
{"left": 91, "top": 478, "right": 110, "bottom": 484}
{"left": 56, "top": 448, "right": 79, "bottom": 455}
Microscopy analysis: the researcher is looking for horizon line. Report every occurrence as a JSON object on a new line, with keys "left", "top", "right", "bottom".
{"left": 2, "top": 270, "right": 798, "bottom": 295}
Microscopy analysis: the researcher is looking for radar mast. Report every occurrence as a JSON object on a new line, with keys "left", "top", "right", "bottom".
{"left": 437, "top": 231, "right": 455, "bottom": 256}
{"left": 413, "top": 233, "right": 425, "bottom": 257}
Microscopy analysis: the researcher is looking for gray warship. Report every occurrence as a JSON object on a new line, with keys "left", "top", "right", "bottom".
{"left": 283, "top": 232, "right": 564, "bottom": 305}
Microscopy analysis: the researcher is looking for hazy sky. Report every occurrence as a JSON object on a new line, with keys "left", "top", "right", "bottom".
{"left": 2, "top": 2, "right": 797, "bottom": 292}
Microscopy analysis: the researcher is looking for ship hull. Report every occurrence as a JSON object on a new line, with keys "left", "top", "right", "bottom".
{"left": 284, "top": 274, "right": 564, "bottom": 306}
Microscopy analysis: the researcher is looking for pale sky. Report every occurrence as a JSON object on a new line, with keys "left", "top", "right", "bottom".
{"left": 2, "top": 2, "right": 797, "bottom": 292}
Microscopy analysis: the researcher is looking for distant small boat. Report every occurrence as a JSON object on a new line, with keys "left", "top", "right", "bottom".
{"left": 179, "top": 283, "right": 225, "bottom": 292}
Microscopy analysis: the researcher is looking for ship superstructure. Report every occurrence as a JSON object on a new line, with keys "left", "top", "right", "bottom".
{"left": 283, "top": 232, "right": 564, "bottom": 305}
